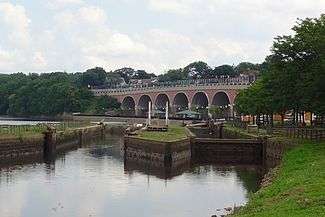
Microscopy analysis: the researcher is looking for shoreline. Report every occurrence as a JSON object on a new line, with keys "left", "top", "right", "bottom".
{"left": 223, "top": 126, "right": 325, "bottom": 217}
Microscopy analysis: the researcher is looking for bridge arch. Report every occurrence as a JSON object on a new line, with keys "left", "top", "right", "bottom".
{"left": 191, "top": 92, "right": 209, "bottom": 118}
{"left": 138, "top": 95, "right": 152, "bottom": 117}
{"left": 155, "top": 94, "right": 170, "bottom": 111}
{"left": 121, "top": 96, "right": 136, "bottom": 116}
{"left": 211, "top": 91, "right": 231, "bottom": 118}
{"left": 172, "top": 92, "right": 189, "bottom": 113}
{"left": 192, "top": 92, "right": 209, "bottom": 109}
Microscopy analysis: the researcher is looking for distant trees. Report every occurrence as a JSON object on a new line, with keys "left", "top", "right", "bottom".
{"left": 158, "top": 61, "right": 257, "bottom": 82}
{"left": 81, "top": 67, "right": 107, "bottom": 87}
{"left": 213, "top": 65, "right": 238, "bottom": 77}
{"left": 0, "top": 72, "right": 122, "bottom": 117}
{"left": 235, "top": 14, "right": 325, "bottom": 124}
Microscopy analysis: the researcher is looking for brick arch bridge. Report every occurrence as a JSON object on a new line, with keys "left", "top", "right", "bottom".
{"left": 92, "top": 78, "right": 251, "bottom": 117}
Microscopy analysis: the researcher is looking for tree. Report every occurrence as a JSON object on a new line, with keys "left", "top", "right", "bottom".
{"left": 235, "top": 62, "right": 260, "bottom": 74}
{"left": 158, "top": 68, "right": 187, "bottom": 82}
{"left": 235, "top": 14, "right": 325, "bottom": 125}
{"left": 183, "top": 61, "right": 212, "bottom": 79}
{"left": 93, "top": 96, "right": 121, "bottom": 114}
{"left": 114, "top": 67, "right": 135, "bottom": 84}
{"left": 212, "top": 65, "right": 238, "bottom": 77}
{"left": 132, "top": 70, "right": 156, "bottom": 79}
{"left": 81, "top": 67, "right": 107, "bottom": 87}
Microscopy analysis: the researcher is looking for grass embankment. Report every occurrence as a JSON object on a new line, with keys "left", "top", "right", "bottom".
{"left": 136, "top": 125, "right": 188, "bottom": 142}
{"left": 233, "top": 141, "right": 325, "bottom": 217}
{"left": 0, "top": 122, "right": 94, "bottom": 139}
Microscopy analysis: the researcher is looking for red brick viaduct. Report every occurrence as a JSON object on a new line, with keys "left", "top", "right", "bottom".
{"left": 92, "top": 78, "right": 251, "bottom": 116}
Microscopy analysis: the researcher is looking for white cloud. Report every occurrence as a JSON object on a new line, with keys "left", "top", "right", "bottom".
{"left": 46, "top": 0, "right": 84, "bottom": 10}
{"left": 0, "top": 0, "right": 323, "bottom": 73}
{"left": 147, "top": 0, "right": 197, "bottom": 14}
{"left": 0, "top": 2, "right": 31, "bottom": 48}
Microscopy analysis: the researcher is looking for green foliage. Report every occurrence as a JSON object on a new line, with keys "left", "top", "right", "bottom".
{"left": 183, "top": 61, "right": 212, "bottom": 79}
{"left": 235, "top": 14, "right": 325, "bottom": 117}
{"left": 91, "top": 96, "right": 121, "bottom": 114}
{"left": 81, "top": 67, "right": 108, "bottom": 87}
{"left": 209, "top": 106, "right": 223, "bottom": 118}
{"left": 235, "top": 62, "right": 261, "bottom": 74}
{"left": 158, "top": 68, "right": 188, "bottom": 82}
{"left": 0, "top": 71, "right": 123, "bottom": 117}
{"left": 213, "top": 64, "right": 238, "bottom": 77}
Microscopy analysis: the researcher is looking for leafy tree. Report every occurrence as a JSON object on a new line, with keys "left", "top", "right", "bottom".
{"left": 132, "top": 70, "right": 156, "bottom": 79}
{"left": 158, "top": 68, "right": 187, "bottom": 82}
{"left": 114, "top": 67, "right": 135, "bottom": 84}
{"left": 183, "top": 61, "right": 212, "bottom": 79}
{"left": 235, "top": 14, "right": 325, "bottom": 125}
{"left": 81, "top": 67, "right": 107, "bottom": 87}
{"left": 235, "top": 62, "right": 260, "bottom": 74}
{"left": 212, "top": 65, "right": 238, "bottom": 77}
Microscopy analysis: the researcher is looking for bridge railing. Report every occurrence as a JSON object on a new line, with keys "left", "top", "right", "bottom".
{"left": 92, "top": 76, "right": 254, "bottom": 93}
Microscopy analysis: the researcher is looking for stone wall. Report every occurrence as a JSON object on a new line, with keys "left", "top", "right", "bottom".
{"left": 0, "top": 124, "right": 126, "bottom": 164}
{"left": 192, "top": 138, "right": 264, "bottom": 164}
{"left": 0, "top": 135, "right": 44, "bottom": 164}
{"left": 123, "top": 136, "right": 191, "bottom": 167}
{"left": 222, "top": 127, "right": 298, "bottom": 168}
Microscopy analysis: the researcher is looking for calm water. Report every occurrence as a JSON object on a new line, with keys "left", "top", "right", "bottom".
{"left": 0, "top": 136, "right": 262, "bottom": 217}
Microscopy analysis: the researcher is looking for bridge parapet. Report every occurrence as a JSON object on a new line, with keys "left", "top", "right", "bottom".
{"left": 92, "top": 78, "right": 252, "bottom": 96}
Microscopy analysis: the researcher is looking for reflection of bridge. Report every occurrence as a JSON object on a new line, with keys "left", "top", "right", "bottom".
{"left": 92, "top": 77, "right": 253, "bottom": 117}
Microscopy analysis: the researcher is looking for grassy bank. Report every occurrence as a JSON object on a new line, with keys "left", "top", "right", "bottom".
{"left": 0, "top": 122, "right": 94, "bottom": 139}
{"left": 232, "top": 141, "right": 325, "bottom": 217}
{"left": 136, "top": 125, "right": 187, "bottom": 142}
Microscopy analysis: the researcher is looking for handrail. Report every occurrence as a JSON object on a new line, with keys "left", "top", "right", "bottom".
{"left": 92, "top": 76, "right": 255, "bottom": 94}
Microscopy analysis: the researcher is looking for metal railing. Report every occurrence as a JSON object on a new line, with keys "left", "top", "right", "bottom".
{"left": 92, "top": 76, "right": 254, "bottom": 94}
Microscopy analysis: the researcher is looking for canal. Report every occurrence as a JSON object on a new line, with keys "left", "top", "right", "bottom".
{"left": 0, "top": 135, "right": 263, "bottom": 217}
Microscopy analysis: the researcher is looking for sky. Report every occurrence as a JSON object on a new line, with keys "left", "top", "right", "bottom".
{"left": 0, "top": 0, "right": 324, "bottom": 74}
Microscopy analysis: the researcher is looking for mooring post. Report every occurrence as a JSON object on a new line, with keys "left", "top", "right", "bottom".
{"left": 219, "top": 123, "right": 224, "bottom": 139}
{"left": 43, "top": 126, "right": 57, "bottom": 158}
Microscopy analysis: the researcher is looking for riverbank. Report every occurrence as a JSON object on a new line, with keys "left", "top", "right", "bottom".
{"left": 223, "top": 125, "right": 325, "bottom": 216}
{"left": 232, "top": 140, "right": 325, "bottom": 217}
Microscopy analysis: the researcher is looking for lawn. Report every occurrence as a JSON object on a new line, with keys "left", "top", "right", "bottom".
{"left": 232, "top": 141, "right": 325, "bottom": 217}
{"left": 136, "top": 125, "right": 188, "bottom": 142}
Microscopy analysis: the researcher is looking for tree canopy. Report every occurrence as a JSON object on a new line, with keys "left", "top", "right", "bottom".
{"left": 235, "top": 14, "right": 325, "bottom": 121}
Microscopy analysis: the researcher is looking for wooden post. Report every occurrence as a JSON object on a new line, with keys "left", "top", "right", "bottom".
{"left": 165, "top": 101, "right": 169, "bottom": 126}
{"left": 43, "top": 127, "right": 56, "bottom": 158}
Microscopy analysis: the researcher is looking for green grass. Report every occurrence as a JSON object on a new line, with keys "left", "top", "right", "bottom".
{"left": 136, "top": 125, "right": 188, "bottom": 142}
{"left": 232, "top": 141, "right": 325, "bottom": 217}
{"left": 0, "top": 121, "right": 94, "bottom": 139}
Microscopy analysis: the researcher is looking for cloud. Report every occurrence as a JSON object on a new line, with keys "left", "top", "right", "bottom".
{"left": 0, "top": 0, "right": 324, "bottom": 73}
{"left": 46, "top": 0, "right": 84, "bottom": 9}
{"left": 0, "top": 2, "right": 31, "bottom": 48}
{"left": 147, "top": 0, "right": 197, "bottom": 15}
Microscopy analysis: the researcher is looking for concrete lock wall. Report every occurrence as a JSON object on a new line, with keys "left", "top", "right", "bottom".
{"left": 0, "top": 124, "right": 126, "bottom": 164}
{"left": 191, "top": 138, "right": 265, "bottom": 165}
{"left": 0, "top": 136, "right": 44, "bottom": 164}
{"left": 123, "top": 136, "right": 191, "bottom": 167}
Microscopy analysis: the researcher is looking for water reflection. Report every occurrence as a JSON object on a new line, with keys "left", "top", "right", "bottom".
{"left": 0, "top": 136, "right": 263, "bottom": 217}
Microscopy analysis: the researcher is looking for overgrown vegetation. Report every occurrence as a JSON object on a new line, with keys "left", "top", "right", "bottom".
{"left": 136, "top": 125, "right": 187, "bottom": 142}
{"left": 232, "top": 141, "right": 325, "bottom": 217}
